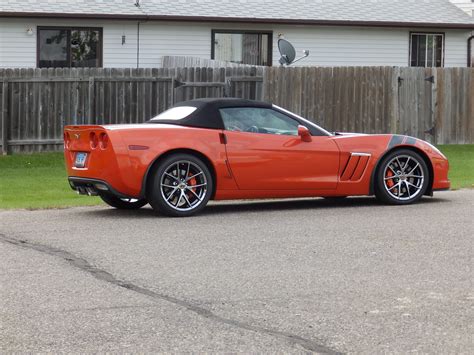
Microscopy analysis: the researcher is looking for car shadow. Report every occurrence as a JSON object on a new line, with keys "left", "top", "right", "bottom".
{"left": 202, "top": 195, "right": 448, "bottom": 215}
{"left": 79, "top": 195, "right": 449, "bottom": 219}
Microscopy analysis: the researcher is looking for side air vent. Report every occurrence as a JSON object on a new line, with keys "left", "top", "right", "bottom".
{"left": 340, "top": 153, "right": 371, "bottom": 181}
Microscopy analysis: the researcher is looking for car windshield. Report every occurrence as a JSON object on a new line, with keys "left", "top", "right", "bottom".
{"left": 149, "top": 106, "right": 197, "bottom": 122}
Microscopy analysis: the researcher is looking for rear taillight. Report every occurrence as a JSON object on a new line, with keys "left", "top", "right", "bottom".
{"left": 99, "top": 133, "right": 109, "bottom": 150}
{"left": 90, "top": 132, "right": 99, "bottom": 149}
{"left": 63, "top": 132, "right": 70, "bottom": 149}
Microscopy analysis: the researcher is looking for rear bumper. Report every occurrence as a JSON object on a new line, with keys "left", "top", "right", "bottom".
{"left": 68, "top": 177, "right": 134, "bottom": 199}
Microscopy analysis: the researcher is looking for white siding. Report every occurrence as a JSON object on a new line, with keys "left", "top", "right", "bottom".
{"left": 0, "top": 18, "right": 139, "bottom": 68}
{"left": 139, "top": 22, "right": 210, "bottom": 68}
{"left": 0, "top": 18, "right": 472, "bottom": 68}
{"left": 278, "top": 26, "right": 472, "bottom": 67}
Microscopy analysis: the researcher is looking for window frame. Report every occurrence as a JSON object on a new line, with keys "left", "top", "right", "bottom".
{"left": 211, "top": 29, "right": 273, "bottom": 66}
{"left": 37, "top": 26, "right": 103, "bottom": 68}
{"left": 409, "top": 31, "right": 445, "bottom": 68}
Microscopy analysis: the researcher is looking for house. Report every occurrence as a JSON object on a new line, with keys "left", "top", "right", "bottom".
{"left": 0, "top": 0, "right": 473, "bottom": 69}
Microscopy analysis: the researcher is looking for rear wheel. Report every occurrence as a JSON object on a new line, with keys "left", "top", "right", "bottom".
{"left": 99, "top": 194, "right": 148, "bottom": 210}
{"left": 375, "top": 149, "right": 429, "bottom": 205}
{"left": 147, "top": 153, "right": 213, "bottom": 217}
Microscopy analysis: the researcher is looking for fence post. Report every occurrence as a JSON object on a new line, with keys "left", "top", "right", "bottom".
{"left": 390, "top": 67, "right": 401, "bottom": 135}
{"left": 170, "top": 77, "right": 176, "bottom": 106}
{"left": 430, "top": 68, "right": 438, "bottom": 145}
{"left": 1, "top": 80, "right": 8, "bottom": 155}
{"left": 87, "top": 77, "right": 95, "bottom": 123}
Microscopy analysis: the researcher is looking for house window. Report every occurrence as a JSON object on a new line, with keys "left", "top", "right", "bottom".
{"left": 212, "top": 30, "right": 272, "bottom": 66}
{"left": 410, "top": 33, "right": 444, "bottom": 67}
{"left": 38, "top": 27, "right": 102, "bottom": 68}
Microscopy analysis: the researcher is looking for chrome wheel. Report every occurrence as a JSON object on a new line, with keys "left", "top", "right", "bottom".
{"left": 160, "top": 160, "right": 208, "bottom": 212}
{"left": 383, "top": 155, "right": 425, "bottom": 201}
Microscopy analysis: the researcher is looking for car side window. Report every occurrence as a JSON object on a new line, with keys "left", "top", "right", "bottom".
{"left": 219, "top": 107, "right": 300, "bottom": 135}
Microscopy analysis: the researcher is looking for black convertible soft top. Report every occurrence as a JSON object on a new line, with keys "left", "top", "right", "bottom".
{"left": 149, "top": 98, "right": 272, "bottom": 130}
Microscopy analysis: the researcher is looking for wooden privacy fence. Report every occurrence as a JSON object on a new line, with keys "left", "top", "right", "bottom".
{"left": 0, "top": 66, "right": 472, "bottom": 153}
{"left": 0, "top": 66, "right": 263, "bottom": 153}
{"left": 264, "top": 66, "right": 473, "bottom": 145}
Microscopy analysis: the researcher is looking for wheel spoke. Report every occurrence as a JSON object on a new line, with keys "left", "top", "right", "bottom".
{"left": 405, "top": 180, "right": 420, "bottom": 189}
{"left": 182, "top": 193, "right": 192, "bottom": 207}
{"left": 407, "top": 162, "right": 419, "bottom": 174}
{"left": 176, "top": 163, "right": 180, "bottom": 179}
{"left": 186, "top": 187, "right": 203, "bottom": 201}
{"left": 161, "top": 183, "right": 176, "bottom": 188}
{"left": 186, "top": 171, "right": 203, "bottom": 181}
{"left": 387, "top": 165, "right": 398, "bottom": 175}
{"left": 396, "top": 157, "right": 403, "bottom": 172}
{"left": 403, "top": 157, "right": 411, "bottom": 173}
{"left": 404, "top": 181, "right": 411, "bottom": 198}
{"left": 175, "top": 191, "right": 183, "bottom": 207}
{"left": 388, "top": 181, "right": 401, "bottom": 191}
{"left": 166, "top": 187, "right": 179, "bottom": 201}
{"left": 188, "top": 182, "right": 207, "bottom": 188}
{"left": 384, "top": 176, "right": 398, "bottom": 181}
{"left": 164, "top": 172, "right": 179, "bottom": 181}
{"left": 406, "top": 174, "right": 423, "bottom": 179}
{"left": 185, "top": 162, "right": 190, "bottom": 179}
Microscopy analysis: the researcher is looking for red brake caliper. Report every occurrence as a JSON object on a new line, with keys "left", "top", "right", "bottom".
{"left": 187, "top": 173, "right": 197, "bottom": 199}
{"left": 386, "top": 169, "right": 395, "bottom": 188}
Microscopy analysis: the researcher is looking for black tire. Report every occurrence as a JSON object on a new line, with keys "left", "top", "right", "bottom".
{"left": 147, "top": 153, "right": 213, "bottom": 217}
{"left": 375, "top": 149, "right": 430, "bottom": 205}
{"left": 99, "top": 194, "right": 148, "bottom": 210}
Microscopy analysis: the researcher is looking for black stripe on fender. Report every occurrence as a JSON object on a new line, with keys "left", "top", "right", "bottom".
{"left": 404, "top": 136, "right": 417, "bottom": 145}
{"left": 387, "top": 135, "right": 405, "bottom": 149}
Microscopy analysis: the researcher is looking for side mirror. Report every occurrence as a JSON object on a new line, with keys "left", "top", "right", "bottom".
{"left": 298, "top": 125, "right": 312, "bottom": 142}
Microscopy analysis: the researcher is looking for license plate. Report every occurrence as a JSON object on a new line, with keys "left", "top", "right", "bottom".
{"left": 75, "top": 152, "right": 87, "bottom": 168}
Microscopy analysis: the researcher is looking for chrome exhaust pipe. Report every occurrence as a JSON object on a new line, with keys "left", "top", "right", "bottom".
{"left": 85, "top": 187, "right": 98, "bottom": 196}
{"left": 76, "top": 186, "right": 87, "bottom": 195}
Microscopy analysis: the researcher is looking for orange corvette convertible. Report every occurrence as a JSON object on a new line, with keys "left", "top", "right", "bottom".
{"left": 64, "top": 98, "right": 449, "bottom": 217}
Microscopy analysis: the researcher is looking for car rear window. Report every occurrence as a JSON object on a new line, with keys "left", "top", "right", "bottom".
{"left": 150, "top": 106, "right": 197, "bottom": 121}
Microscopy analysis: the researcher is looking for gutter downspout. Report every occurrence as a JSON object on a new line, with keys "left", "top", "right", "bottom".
{"left": 137, "top": 21, "right": 140, "bottom": 68}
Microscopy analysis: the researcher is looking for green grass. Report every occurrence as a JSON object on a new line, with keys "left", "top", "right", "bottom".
{"left": 437, "top": 145, "right": 474, "bottom": 190}
{"left": 0, "top": 152, "right": 101, "bottom": 209}
{"left": 0, "top": 145, "right": 473, "bottom": 209}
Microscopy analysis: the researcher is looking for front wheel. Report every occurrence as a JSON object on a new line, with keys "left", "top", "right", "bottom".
{"left": 375, "top": 149, "right": 429, "bottom": 205}
{"left": 99, "top": 194, "right": 148, "bottom": 210}
{"left": 147, "top": 153, "right": 213, "bottom": 217}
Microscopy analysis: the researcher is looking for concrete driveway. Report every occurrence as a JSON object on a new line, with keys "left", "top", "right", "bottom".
{"left": 1, "top": 190, "right": 473, "bottom": 353}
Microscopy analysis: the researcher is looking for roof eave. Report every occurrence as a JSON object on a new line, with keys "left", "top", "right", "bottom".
{"left": 0, "top": 12, "right": 473, "bottom": 30}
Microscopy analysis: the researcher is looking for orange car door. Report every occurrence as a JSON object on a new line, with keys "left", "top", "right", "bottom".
{"left": 220, "top": 107, "right": 340, "bottom": 190}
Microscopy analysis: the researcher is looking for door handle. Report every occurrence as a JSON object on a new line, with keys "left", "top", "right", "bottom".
{"left": 219, "top": 132, "right": 227, "bottom": 144}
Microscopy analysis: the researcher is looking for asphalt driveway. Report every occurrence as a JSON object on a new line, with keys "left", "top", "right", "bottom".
{"left": 1, "top": 190, "right": 473, "bottom": 353}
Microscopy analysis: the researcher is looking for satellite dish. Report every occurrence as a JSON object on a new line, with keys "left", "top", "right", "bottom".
{"left": 277, "top": 38, "right": 309, "bottom": 66}
{"left": 278, "top": 39, "right": 296, "bottom": 65}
